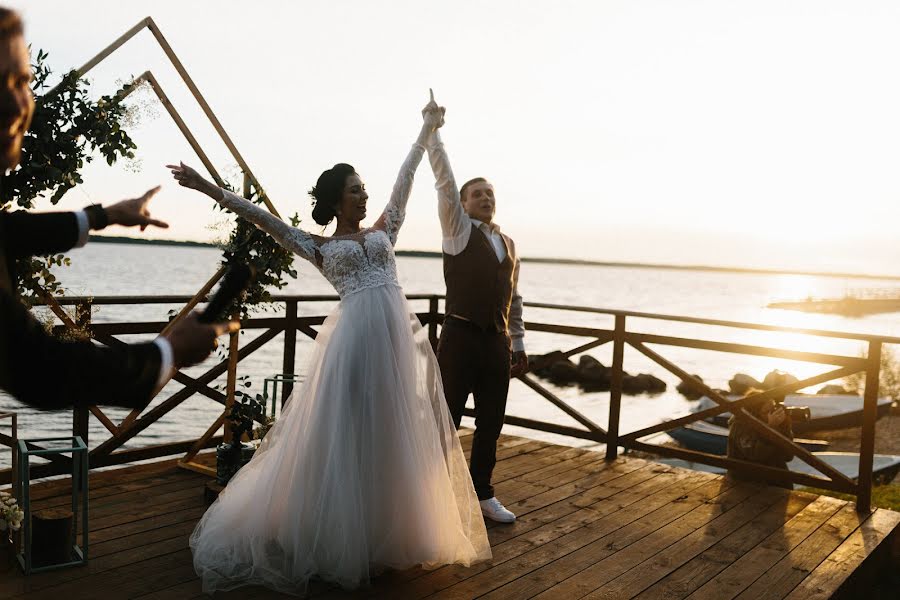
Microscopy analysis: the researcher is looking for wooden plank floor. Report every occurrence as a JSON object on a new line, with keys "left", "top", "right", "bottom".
{"left": 2, "top": 430, "right": 897, "bottom": 600}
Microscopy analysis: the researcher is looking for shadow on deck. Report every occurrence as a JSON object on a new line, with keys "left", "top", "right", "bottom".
{"left": 2, "top": 430, "right": 898, "bottom": 600}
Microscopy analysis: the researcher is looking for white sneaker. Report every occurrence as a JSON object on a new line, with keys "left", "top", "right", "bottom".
{"left": 480, "top": 497, "right": 516, "bottom": 523}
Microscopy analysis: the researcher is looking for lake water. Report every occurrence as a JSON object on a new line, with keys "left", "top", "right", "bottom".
{"left": 3, "top": 243, "right": 900, "bottom": 468}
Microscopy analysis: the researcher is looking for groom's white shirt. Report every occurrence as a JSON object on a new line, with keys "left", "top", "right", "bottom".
{"left": 427, "top": 131, "right": 526, "bottom": 353}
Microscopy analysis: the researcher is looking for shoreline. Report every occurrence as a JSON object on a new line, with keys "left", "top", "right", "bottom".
{"left": 768, "top": 297, "right": 900, "bottom": 317}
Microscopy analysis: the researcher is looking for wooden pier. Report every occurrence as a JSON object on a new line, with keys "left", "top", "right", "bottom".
{"left": 7, "top": 21, "right": 897, "bottom": 596}
{"left": 3, "top": 294, "right": 900, "bottom": 598}
{"left": 2, "top": 429, "right": 897, "bottom": 600}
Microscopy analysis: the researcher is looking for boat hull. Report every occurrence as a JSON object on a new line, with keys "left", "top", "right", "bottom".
{"left": 666, "top": 420, "right": 829, "bottom": 456}
{"left": 697, "top": 394, "right": 893, "bottom": 433}
{"left": 654, "top": 452, "right": 900, "bottom": 485}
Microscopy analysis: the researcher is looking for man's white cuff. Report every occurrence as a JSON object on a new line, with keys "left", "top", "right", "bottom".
{"left": 153, "top": 337, "right": 174, "bottom": 390}
{"left": 74, "top": 211, "right": 90, "bottom": 248}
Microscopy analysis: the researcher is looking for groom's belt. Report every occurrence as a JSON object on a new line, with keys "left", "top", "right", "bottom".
{"left": 445, "top": 314, "right": 505, "bottom": 334}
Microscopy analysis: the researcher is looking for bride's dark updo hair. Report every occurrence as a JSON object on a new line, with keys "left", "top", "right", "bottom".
{"left": 309, "top": 163, "right": 356, "bottom": 226}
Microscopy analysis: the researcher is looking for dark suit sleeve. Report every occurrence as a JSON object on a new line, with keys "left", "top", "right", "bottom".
{"left": 0, "top": 290, "right": 162, "bottom": 410}
{"left": 2, "top": 210, "right": 81, "bottom": 259}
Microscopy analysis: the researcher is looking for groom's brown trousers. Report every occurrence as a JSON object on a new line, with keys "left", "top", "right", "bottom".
{"left": 437, "top": 316, "right": 511, "bottom": 501}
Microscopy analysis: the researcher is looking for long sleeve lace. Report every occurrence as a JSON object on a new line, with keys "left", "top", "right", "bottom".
{"left": 427, "top": 131, "right": 471, "bottom": 256}
{"left": 378, "top": 142, "right": 426, "bottom": 246}
{"left": 218, "top": 189, "right": 319, "bottom": 263}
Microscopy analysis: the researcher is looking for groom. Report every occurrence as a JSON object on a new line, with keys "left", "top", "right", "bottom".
{"left": 426, "top": 113, "right": 527, "bottom": 524}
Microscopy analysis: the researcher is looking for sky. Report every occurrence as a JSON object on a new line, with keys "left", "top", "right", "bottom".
{"left": 10, "top": 1, "right": 900, "bottom": 275}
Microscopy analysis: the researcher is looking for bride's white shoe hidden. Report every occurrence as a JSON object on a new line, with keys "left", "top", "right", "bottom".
{"left": 479, "top": 497, "right": 516, "bottom": 523}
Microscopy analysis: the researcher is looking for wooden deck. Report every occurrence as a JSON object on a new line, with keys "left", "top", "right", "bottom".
{"left": 2, "top": 430, "right": 898, "bottom": 600}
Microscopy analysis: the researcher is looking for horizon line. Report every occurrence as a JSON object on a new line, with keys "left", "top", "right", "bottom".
{"left": 88, "top": 234, "right": 900, "bottom": 283}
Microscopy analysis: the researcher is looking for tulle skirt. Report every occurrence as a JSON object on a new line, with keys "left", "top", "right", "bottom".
{"left": 190, "top": 283, "right": 491, "bottom": 595}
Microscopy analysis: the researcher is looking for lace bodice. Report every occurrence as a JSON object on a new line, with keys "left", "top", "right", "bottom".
{"left": 315, "top": 230, "right": 400, "bottom": 296}
{"left": 215, "top": 143, "right": 424, "bottom": 298}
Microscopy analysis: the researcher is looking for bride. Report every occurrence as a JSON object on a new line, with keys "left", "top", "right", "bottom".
{"left": 168, "top": 93, "right": 490, "bottom": 595}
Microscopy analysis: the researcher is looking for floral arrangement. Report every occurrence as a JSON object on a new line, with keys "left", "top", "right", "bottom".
{"left": 0, "top": 490, "right": 24, "bottom": 532}
{"left": 225, "top": 396, "right": 265, "bottom": 448}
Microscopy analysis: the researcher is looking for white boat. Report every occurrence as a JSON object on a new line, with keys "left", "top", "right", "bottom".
{"left": 666, "top": 419, "right": 829, "bottom": 455}
{"left": 654, "top": 452, "right": 900, "bottom": 485}
{"left": 696, "top": 394, "right": 894, "bottom": 433}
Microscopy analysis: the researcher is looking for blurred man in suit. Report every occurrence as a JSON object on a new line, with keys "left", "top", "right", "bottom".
{"left": 0, "top": 7, "right": 230, "bottom": 410}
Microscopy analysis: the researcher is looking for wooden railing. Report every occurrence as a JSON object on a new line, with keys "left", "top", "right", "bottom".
{"left": 519, "top": 302, "right": 896, "bottom": 512}
{"left": 1, "top": 294, "right": 894, "bottom": 512}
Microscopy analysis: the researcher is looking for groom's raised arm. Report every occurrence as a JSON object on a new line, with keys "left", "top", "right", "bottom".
{"left": 427, "top": 131, "right": 470, "bottom": 256}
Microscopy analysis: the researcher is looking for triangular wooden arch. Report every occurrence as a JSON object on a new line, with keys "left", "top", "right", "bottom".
{"left": 38, "top": 17, "right": 284, "bottom": 476}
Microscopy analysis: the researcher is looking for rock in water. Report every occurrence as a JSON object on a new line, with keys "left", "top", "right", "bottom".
{"left": 578, "top": 355, "right": 611, "bottom": 388}
{"left": 578, "top": 354, "right": 606, "bottom": 372}
{"left": 763, "top": 369, "right": 799, "bottom": 390}
{"left": 817, "top": 384, "right": 851, "bottom": 395}
{"left": 729, "top": 373, "right": 764, "bottom": 395}
{"left": 531, "top": 351, "right": 666, "bottom": 395}
{"left": 530, "top": 351, "right": 566, "bottom": 375}
{"left": 622, "top": 373, "right": 667, "bottom": 394}
{"left": 547, "top": 358, "right": 581, "bottom": 385}
{"left": 677, "top": 374, "right": 705, "bottom": 399}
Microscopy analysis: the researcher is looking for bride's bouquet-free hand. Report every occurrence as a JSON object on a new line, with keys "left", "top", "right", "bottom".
{"left": 0, "top": 490, "right": 23, "bottom": 532}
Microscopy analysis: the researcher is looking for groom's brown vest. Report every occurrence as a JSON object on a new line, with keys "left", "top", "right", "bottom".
{"left": 443, "top": 224, "right": 517, "bottom": 336}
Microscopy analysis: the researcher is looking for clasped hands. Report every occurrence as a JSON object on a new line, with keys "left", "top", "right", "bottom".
{"left": 422, "top": 88, "right": 446, "bottom": 131}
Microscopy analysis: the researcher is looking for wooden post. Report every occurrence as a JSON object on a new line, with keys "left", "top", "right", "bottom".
{"left": 72, "top": 406, "right": 89, "bottom": 450}
{"left": 282, "top": 300, "right": 298, "bottom": 406}
{"left": 222, "top": 310, "right": 241, "bottom": 445}
{"left": 428, "top": 296, "right": 440, "bottom": 351}
{"left": 606, "top": 315, "right": 626, "bottom": 461}
{"left": 73, "top": 301, "right": 91, "bottom": 449}
{"left": 857, "top": 340, "right": 881, "bottom": 513}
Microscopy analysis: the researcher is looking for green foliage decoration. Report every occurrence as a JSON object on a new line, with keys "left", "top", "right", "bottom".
{"left": 4, "top": 47, "right": 303, "bottom": 435}
{"left": 225, "top": 394, "right": 265, "bottom": 448}
{"left": 215, "top": 182, "right": 299, "bottom": 320}
{"left": 3, "top": 48, "right": 300, "bottom": 326}
{"left": 1, "top": 49, "right": 138, "bottom": 302}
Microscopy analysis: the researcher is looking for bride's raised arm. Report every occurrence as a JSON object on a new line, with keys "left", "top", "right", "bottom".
{"left": 167, "top": 163, "right": 320, "bottom": 264}
{"left": 375, "top": 92, "right": 445, "bottom": 246}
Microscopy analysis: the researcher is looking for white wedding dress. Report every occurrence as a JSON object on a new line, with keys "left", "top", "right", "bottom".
{"left": 189, "top": 142, "right": 491, "bottom": 595}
